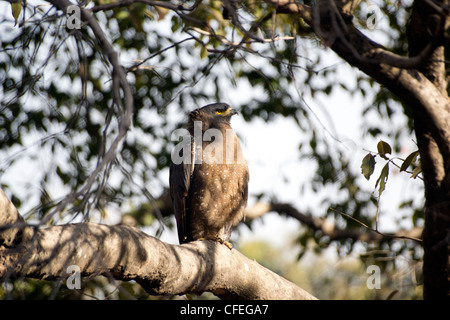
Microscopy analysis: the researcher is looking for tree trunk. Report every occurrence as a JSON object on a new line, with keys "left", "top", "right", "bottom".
{"left": 407, "top": 0, "right": 449, "bottom": 300}
{"left": 416, "top": 118, "right": 450, "bottom": 299}
{"left": 324, "top": 0, "right": 450, "bottom": 299}
{"left": 270, "top": 0, "right": 450, "bottom": 299}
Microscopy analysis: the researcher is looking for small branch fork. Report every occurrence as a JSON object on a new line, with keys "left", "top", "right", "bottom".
{"left": 245, "top": 202, "right": 423, "bottom": 243}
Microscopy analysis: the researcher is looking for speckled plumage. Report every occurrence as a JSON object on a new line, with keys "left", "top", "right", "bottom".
{"left": 170, "top": 103, "right": 249, "bottom": 248}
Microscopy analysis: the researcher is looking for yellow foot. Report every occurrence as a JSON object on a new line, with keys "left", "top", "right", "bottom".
{"left": 216, "top": 238, "right": 233, "bottom": 249}
{"left": 197, "top": 237, "right": 233, "bottom": 250}
{"left": 197, "top": 237, "right": 233, "bottom": 249}
{"left": 222, "top": 241, "right": 233, "bottom": 250}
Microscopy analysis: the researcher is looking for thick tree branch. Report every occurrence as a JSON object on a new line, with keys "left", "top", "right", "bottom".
{"left": 266, "top": 0, "right": 312, "bottom": 22}
{"left": 245, "top": 202, "right": 423, "bottom": 243}
{"left": 0, "top": 190, "right": 316, "bottom": 300}
{"left": 408, "top": 0, "right": 449, "bottom": 93}
{"left": 269, "top": 0, "right": 450, "bottom": 173}
{"left": 268, "top": 0, "right": 450, "bottom": 299}
{"left": 126, "top": 192, "right": 424, "bottom": 243}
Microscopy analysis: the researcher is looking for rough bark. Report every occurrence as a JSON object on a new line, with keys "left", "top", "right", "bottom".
{"left": 0, "top": 190, "right": 316, "bottom": 300}
{"left": 310, "top": 0, "right": 450, "bottom": 300}
{"left": 4, "top": 0, "right": 448, "bottom": 300}
{"left": 269, "top": 0, "right": 450, "bottom": 299}
{"left": 408, "top": 0, "right": 450, "bottom": 299}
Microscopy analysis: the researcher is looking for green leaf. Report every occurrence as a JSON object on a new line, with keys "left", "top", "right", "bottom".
{"left": 375, "top": 162, "right": 390, "bottom": 196}
{"left": 377, "top": 140, "right": 392, "bottom": 160}
{"left": 361, "top": 153, "right": 376, "bottom": 180}
{"left": 400, "top": 150, "right": 419, "bottom": 172}
{"left": 10, "top": 1, "right": 22, "bottom": 26}
{"left": 115, "top": 10, "right": 129, "bottom": 20}
{"left": 411, "top": 164, "right": 422, "bottom": 179}
{"left": 200, "top": 46, "right": 208, "bottom": 59}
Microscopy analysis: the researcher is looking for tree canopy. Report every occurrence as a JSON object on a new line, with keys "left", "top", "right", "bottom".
{"left": 1, "top": 0, "right": 449, "bottom": 299}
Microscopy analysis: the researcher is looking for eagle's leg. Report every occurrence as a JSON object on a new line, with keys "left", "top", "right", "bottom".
{"left": 197, "top": 237, "right": 233, "bottom": 249}
{"left": 222, "top": 240, "right": 233, "bottom": 250}
{"left": 216, "top": 238, "right": 233, "bottom": 250}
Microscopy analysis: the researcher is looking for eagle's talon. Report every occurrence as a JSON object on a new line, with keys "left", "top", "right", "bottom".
{"left": 199, "top": 237, "right": 233, "bottom": 249}
{"left": 223, "top": 241, "right": 233, "bottom": 250}
{"left": 215, "top": 238, "right": 233, "bottom": 249}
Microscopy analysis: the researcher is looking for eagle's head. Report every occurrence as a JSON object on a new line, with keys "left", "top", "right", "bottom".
{"left": 188, "top": 103, "right": 238, "bottom": 131}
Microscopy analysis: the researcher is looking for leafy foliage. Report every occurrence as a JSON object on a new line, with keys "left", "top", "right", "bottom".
{"left": 0, "top": 0, "right": 426, "bottom": 298}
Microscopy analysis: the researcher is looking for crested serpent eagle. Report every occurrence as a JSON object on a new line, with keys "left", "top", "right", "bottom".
{"left": 169, "top": 103, "right": 249, "bottom": 249}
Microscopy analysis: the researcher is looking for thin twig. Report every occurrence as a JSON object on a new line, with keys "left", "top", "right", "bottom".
{"left": 330, "top": 208, "right": 423, "bottom": 242}
{"left": 44, "top": 0, "right": 134, "bottom": 220}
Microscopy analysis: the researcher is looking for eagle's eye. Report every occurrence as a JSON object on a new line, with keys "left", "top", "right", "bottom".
{"left": 216, "top": 108, "right": 228, "bottom": 115}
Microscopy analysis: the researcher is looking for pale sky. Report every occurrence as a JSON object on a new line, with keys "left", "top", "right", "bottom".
{"left": 0, "top": 0, "right": 424, "bottom": 250}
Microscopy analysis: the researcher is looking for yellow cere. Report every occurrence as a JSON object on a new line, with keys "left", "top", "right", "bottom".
{"left": 216, "top": 108, "right": 229, "bottom": 115}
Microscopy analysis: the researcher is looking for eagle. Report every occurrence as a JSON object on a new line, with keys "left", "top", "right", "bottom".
{"left": 169, "top": 103, "right": 249, "bottom": 249}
